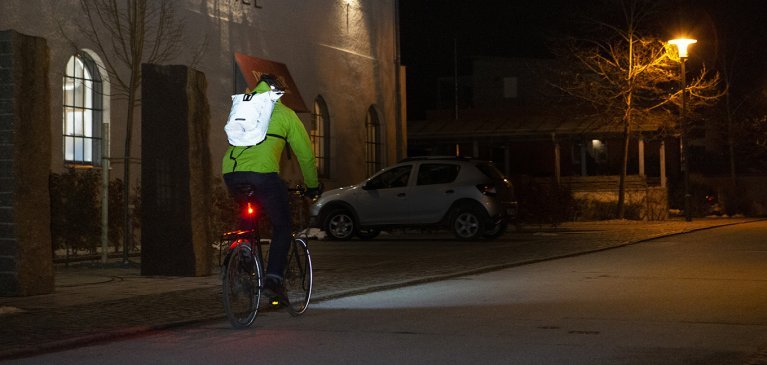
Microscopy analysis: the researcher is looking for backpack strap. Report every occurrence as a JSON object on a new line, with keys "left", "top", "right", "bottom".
{"left": 229, "top": 134, "right": 292, "bottom": 167}
{"left": 258, "top": 133, "right": 292, "bottom": 160}
{"left": 265, "top": 133, "right": 287, "bottom": 142}
{"left": 228, "top": 145, "right": 252, "bottom": 172}
{"left": 266, "top": 134, "right": 292, "bottom": 160}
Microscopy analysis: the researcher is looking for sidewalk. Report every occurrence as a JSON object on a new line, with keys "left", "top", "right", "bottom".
{"left": 0, "top": 217, "right": 761, "bottom": 360}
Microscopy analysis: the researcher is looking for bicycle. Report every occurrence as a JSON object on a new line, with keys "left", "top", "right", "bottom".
{"left": 220, "top": 185, "right": 314, "bottom": 328}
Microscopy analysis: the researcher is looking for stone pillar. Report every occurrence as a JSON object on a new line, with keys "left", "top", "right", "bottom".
{"left": 140, "top": 64, "right": 212, "bottom": 276}
{"left": 0, "top": 31, "right": 54, "bottom": 296}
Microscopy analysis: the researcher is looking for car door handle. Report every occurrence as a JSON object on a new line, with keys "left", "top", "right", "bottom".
{"left": 397, "top": 193, "right": 406, "bottom": 198}
{"left": 445, "top": 189, "right": 454, "bottom": 194}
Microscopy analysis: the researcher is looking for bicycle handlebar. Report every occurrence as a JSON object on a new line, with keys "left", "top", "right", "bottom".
{"left": 288, "top": 183, "right": 323, "bottom": 199}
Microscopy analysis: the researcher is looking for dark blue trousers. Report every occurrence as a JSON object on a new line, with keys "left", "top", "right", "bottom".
{"left": 223, "top": 172, "right": 291, "bottom": 280}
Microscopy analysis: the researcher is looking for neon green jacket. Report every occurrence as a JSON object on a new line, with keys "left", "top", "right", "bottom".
{"left": 222, "top": 82, "right": 319, "bottom": 189}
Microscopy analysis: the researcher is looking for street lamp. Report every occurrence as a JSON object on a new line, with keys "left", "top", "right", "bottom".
{"left": 669, "top": 38, "right": 697, "bottom": 222}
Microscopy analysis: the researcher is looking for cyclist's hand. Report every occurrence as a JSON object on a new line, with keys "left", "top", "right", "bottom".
{"left": 305, "top": 187, "right": 320, "bottom": 200}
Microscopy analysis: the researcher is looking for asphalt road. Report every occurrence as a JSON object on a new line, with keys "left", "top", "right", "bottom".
{"left": 4, "top": 221, "right": 767, "bottom": 364}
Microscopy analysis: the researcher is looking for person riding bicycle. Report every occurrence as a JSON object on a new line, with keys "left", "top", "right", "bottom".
{"left": 222, "top": 73, "right": 319, "bottom": 304}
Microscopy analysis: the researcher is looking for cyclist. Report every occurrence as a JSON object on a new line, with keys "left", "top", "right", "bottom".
{"left": 222, "top": 73, "right": 319, "bottom": 304}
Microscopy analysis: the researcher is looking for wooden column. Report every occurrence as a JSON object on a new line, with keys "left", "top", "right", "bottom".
{"left": 660, "top": 140, "right": 667, "bottom": 188}
{"left": 638, "top": 137, "right": 645, "bottom": 177}
{"left": 552, "top": 133, "right": 561, "bottom": 185}
{"left": 580, "top": 140, "right": 587, "bottom": 176}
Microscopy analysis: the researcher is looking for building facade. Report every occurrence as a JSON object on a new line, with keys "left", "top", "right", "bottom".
{"left": 1, "top": 0, "right": 405, "bottom": 189}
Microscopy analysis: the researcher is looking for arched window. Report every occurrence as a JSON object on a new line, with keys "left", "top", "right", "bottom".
{"left": 365, "top": 106, "right": 382, "bottom": 176}
{"left": 63, "top": 52, "right": 103, "bottom": 166}
{"left": 311, "top": 96, "right": 331, "bottom": 178}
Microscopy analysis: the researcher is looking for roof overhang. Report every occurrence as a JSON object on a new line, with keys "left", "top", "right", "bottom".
{"left": 234, "top": 52, "right": 308, "bottom": 113}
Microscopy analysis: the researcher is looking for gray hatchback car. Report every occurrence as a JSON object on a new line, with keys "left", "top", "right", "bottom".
{"left": 309, "top": 157, "right": 517, "bottom": 240}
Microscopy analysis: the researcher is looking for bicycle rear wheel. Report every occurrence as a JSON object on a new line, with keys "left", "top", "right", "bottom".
{"left": 284, "top": 238, "right": 313, "bottom": 316}
{"left": 222, "top": 242, "right": 262, "bottom": 328}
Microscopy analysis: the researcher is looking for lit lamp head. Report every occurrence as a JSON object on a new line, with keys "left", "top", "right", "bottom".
{"left": 669, "top": 38, "right": 697, "bottom": 59}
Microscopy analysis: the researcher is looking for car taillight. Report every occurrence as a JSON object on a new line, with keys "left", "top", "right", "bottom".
{"left": 477, "top": 184, "right": 497, "bottom": 196}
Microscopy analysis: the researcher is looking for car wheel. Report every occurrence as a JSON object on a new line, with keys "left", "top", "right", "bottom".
{"left": 356, "top": 228, "right": 381, "bottom": 240}
{"left": 323, "top": 209, "right": 355, "bottom": 241}
{"left": 482, "top": 221, "right": 507, "bottom": 239}
{"left": 451, "top": 207, "right": 484, "bottom": 240}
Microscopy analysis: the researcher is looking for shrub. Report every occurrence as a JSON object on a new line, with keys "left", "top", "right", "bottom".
{"left": 49, "top": 170, "right": 137, "bottom": 256}
{"left": 50, "top": 169, "right": 101, "bottom": 254}
{"left": 575, "top": 199, "right": 642, "bottom": 221}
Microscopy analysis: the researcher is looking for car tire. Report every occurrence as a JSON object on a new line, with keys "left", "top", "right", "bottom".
{"left": 356, "top": 228, "right": 381, "bottom": 240}
{"left": 323, "top": 209, "right": 356, "bottom": 241}
{"left": 450, "top": 206, "right": 485, "bottom": 240}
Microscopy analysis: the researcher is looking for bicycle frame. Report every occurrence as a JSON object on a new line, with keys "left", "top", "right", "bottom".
{"left": 220, "top": 184, "right": 315, "bottom": 325}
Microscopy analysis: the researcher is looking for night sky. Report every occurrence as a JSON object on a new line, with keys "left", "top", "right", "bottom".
{"left": 399, "top": 0, "right": 767, "bottom": 120}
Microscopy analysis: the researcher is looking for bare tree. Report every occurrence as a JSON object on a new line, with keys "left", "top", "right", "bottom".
{"left": 68, "top": 0, "right": 200, "bottom": 262}
{"left": 554, "top": 0, "right": 721, "bottom": 219}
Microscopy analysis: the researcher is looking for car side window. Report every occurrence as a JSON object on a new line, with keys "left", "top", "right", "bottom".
{"left": 366, "top": 165, "right": 412, "bottom": 189}
{"left": 416, "top": 163, "right": 460, "bottom": 185}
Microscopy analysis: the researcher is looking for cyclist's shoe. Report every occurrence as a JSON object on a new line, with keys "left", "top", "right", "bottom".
{"left": 264, "top": 277, "right": 290, "bottom": 307}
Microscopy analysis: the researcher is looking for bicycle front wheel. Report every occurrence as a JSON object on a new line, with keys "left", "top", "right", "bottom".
{"left": 222, "top": 243, "right": 262, "bottom": 328}
{"left": 284, "top": 238, "right": 313, "bottom": 316}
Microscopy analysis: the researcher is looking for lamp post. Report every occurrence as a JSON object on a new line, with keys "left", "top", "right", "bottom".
{"left": 669, "top": 38, "right": 696, "bottom": 222}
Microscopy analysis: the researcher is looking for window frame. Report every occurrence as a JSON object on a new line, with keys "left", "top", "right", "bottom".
{"left": 62, "top": 52, "right": 103, "bottom": 167}
{"left": 365, "top": 106, "right": 382, "bottom": 176}
{"left": 311, "top": 96, "right": 331, "bottom": 178}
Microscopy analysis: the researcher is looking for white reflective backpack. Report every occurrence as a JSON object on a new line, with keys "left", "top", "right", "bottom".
{"left": 224, "top": 90, "right": 284, "bottom": 146}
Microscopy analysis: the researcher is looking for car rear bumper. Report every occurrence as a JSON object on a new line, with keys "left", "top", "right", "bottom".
{"left": 487, "top": 200, "right": 518, "bottom": 224}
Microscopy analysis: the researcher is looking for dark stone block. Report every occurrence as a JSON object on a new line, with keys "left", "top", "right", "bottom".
{"left": 0, "top": 273, "right": 20, "bottom": 296}
{"left": 141, "top": 64, "right": 212, "bottom": 277}
{"left": 0, "top": 129, "right": 14, "bottom": 145}
{"left": 0, "top": 178, "right": 14, "bottom": 193}
{"left": 0, "top": 160, "right": 11, "bottom": 178}
{"left": 0, "top": 54, "right": 10, "bottom": 68}
{"left": 0, "top": 255, "right": 16, "bottom": 271}
{"left": 0, "top": 239, "right": 18, "bottom": 256}
{"left": 0, "top": 207, "right": 12, "bottom": 222}
{"left": 0, "top": 222, "right": 14, "bottom": 237}
{"left": 0, "top": 69, "right": 10, "bottom": 84}
{"left": 0, "top": 115, "right": 14, "bottom": 130}
{"left": 0, "top": 30, "right": 53, "bottom": 297}
{"left": 0, "top": 144, "right": 12, "bottom": 160}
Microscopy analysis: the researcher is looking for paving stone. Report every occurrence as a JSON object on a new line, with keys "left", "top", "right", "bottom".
{"left": 0, "top": 218, "right": 758, "bottom": 359}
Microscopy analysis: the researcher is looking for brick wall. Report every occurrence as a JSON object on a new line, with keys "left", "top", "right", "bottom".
{"left": 0, "top": 30, "right": 54, "bottom": 296}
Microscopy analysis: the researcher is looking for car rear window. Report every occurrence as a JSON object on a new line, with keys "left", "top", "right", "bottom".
{"left": 416, "top": 163, "right": 460, "bottom": 185}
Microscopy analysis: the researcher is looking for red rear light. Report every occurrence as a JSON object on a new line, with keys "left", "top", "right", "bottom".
{"left": 244, "top": 202, "right": 256, "bottom": 217}
{"left": 476, "top": 184, "right": 497, "bottom": 196}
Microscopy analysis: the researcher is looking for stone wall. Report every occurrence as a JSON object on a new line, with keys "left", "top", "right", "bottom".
{"left": 140, "top": 64, "right": 213, "bottom": 276}
{"left": 0, "top": 30, "right": 54, "bottom": 296}
{"left": 573, "top": 187, "right": 669, "bottom": 221}
{"left": 558, "top": 175, "right": 669, "bottom": 221}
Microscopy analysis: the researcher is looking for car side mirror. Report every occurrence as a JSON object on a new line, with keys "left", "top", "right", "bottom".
{"left": 362, "top": 182, "right": 376, "bottom": 190}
